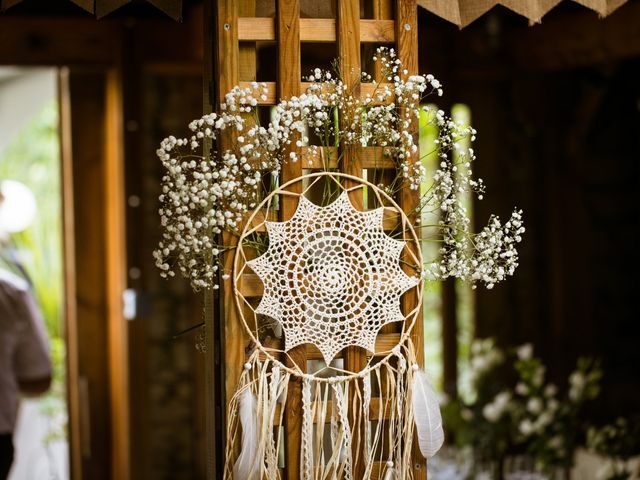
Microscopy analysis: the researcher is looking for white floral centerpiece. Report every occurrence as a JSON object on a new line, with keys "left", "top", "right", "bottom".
{"left": 443, "top": 338, "right": 602, "bottom": 479}
{"left": 588, "top": 418, "right": 640, "bottom": 480}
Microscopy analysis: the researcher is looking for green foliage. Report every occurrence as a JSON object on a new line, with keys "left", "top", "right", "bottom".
{"left": 588, "top": 417, "right": 640, "bottom": 460}
{"left": 0, "top": 100, "right": 63, "bottom": 340}
{"left": 0, "top": 100, "right": 66, "bottom": 446}
{"left": 443, "top": 338, "right": 603, "bottom": 474}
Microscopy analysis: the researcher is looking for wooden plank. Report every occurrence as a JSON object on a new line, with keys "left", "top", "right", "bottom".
{"left": 271, "top": 397, "right": 393, "bottom": 426}
{"left": 275, "top": 1, "right": 305, "bottom": 478}
{"left": 238, "top": 17, "right": 395, "bottom": 43}
{"left": 68, "top": 71, "right": 112, "bottom": 480}
{"left": 58, "top": 67, "right": 83, "bottom": 480}
{"left": 247, "top": 206, "right": 400, "bottom": 235}
{"left": 395, "top": 0, "right": 425, "bottom": 478}
{"left": 238, "top": 17, "right": 274, "bottom": 41}
{"left": 360, "top": 19, "right": 395, "bottom": 43}
{"left": 202, "top": 1, "right": 221, "bottom": 478}
{"left": 0, "top": 18, "right": 119, "bottom": 65}
{"left": 238, "top": 0, "right": 256, "bottom": 82}
{"left": 336, "top": 1, "right": 367, "bottom": 477}
{"left": 213, "top": 2, "right": 242, "bottom": 480}
{"left": 104, "top": 67, "right": 131, "bottom": 480}
{"left": 372, "top": 0, "right": 398, "bottom": 336}
{"left": 299, "top": 146, "right": 395, "bottom": 169}
{"left": 249, "top": 333, "right": 403, "bottom": 362}
{"left": 238, "top": 81, "right": 395, "bottom": 105}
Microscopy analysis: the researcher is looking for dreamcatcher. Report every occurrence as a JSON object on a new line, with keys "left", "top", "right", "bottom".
{"left": 224, "top": 171, "right": 443, "bottom": 479}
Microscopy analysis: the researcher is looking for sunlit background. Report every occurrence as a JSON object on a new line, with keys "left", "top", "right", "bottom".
{"left": 0, "top": 67, "right": 67, "bottom": 480}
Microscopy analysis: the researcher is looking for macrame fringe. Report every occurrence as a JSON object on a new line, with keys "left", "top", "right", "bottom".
{"left": 224, "top": 341, "right": 433, "bottom": 480}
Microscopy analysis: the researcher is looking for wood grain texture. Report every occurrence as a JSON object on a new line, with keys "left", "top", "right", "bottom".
{"left": 271, "top": 397, "right": 394, "bottom": 427}
{"left": 58, "top": 68, "right": 83, "bottom": 480}
{"left": 238, "top": 81, "right": 394, "bottom": 105}
{"left": 68, "top": 71, "right": 112, "bottom": 480}
{"left": 238, "top": 17, "right": 395, "bottom": 42}
{"left": 395, "top": 0, "right": 426, "bottom": 478}
{"left": 213, "top": 2, "right": 243, "bottom": 479}
{"left": 104, "top": 67, "right": 131, "bottom": 480}
{"left": 0, "top": 18, "right": 119, "bottom": 65}
{"left": 336, "top": 0, "right": 368, "bottom": 477}
{"left": 275, "top": 1, "right": 306, "bottom": 478}
{"left": 299, "top": 145, "right": 395, "bottom": 169}
{"left": 248, "top": 333, "right": 403, "bottom": 363}
{"left": 202, "top": 1, "right": 221, "bottom": 478}
{"left": 238, "top": 0, "right": 256, "bottom": 82}
{"left": 373, "top": 0, "right": 393, "bottom": 83}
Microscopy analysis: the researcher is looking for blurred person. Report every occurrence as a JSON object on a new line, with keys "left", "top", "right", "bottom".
{"left": 0, "top": 189, "right": 52, "bottom": 480}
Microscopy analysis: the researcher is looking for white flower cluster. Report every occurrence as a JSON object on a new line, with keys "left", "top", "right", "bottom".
{"left": 153, "top": 100, "right": 265, "bottom": 289}
{"left": 415, "top": 101, "right": 525, "bottom": 289}
{"left": 469, "top": 338, "right": 504, "bottom": 381}
{"left": 588, "top": 418, "right": 636, "bottom": 480}
{"left": 426, "top": 117, "right": 524, "bottom": 289}
{"left": 482, "top": 390, "right": 512, "bottom": 422}
{"left": 298, "top": 48, "right": 441, "bottom": 189}
{"left": 154, "top": 49, "right": 524, "bottom": 291}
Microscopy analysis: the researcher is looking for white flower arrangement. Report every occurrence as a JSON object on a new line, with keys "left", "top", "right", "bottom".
{"left": 154, "top": 48, "right": 524, "bottom": 291}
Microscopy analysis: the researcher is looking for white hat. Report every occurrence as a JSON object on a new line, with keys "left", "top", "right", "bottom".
{"left": 0, "top": 179, "right": 37, "bottom": 233}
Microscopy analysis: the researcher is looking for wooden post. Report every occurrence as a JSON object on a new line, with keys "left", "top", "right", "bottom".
{"left": 104, "top": 66, "right": 131, "bottom": 480}
{"left": 210, "top": 2, "right": 244, "bottom": 479}
{"left": 203, "top": 1, "right": 221, "bottom": 477}
{"left": 59, "top": 67, "right": 83, "bottom": 480}
{"left": 395, "top": 0, "right": 426, "bottom": 478}
{"left": 208, "top": 1, "right": 425, "bottom": 477}
{"left": 274, "top": 1, "right": 307, "bottom": 478}
{"left": 336, "top": 1, "right": 367, "bottom": 477}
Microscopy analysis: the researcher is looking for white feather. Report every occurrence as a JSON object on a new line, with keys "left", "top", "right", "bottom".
{"left": 411, "top": 369, "right": 444, "bottom": 458}
{"left": 233, "top": 388, "right": 260, "bottom": 480}
{"left": 383, "top": 466, "right": 396, "bottom": 480}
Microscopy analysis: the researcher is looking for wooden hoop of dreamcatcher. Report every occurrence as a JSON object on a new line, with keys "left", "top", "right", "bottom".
{"left": 232, "top": 170, "right": 424, "bottom": 381}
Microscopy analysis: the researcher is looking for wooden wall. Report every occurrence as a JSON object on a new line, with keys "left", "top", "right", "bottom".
{"left": 1, "top": 7, "right": 207, "bottom": 480}
{"left": 3, "top": 2, "right": 640, "bottom": 479}
{"left": 417, "top": 2, "right": 640, "bottom": 416}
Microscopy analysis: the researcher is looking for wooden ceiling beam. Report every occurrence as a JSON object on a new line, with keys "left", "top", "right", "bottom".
{"left": 0, "top": 18, "right": 119, "bottom": 65}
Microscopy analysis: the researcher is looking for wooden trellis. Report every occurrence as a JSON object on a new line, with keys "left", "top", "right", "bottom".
{"left": 207, "top": 0, "right": 424, "bottom": 478}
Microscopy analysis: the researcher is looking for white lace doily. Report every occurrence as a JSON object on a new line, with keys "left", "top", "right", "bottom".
{"left": 234, "top": 172, "right": 423, "bottom": 375}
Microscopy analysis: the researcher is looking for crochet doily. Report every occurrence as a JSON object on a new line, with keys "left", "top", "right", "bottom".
{"left": 247, "top": 189, "right": 419, "bottom": 364}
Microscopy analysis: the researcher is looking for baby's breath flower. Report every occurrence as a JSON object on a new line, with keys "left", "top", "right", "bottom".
{"left": 156, "top": 49, "right": 524, "bottom": 291}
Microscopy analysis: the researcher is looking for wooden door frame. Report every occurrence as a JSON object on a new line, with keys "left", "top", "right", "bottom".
{"left": 58, "top": 65, "right": 130, "bottom": 480}
{"left": 0, "top": 18, "right": 130, "bottom": 479}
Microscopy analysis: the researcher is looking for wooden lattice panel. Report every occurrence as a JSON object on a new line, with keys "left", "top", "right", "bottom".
{"left": 210, "top": 1, "right": 424, "bottom": 478}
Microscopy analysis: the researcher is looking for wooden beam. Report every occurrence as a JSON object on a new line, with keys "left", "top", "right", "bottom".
{"left": 238, "top": 81, "right": 394, "bottom": 105}
{"left": 68, "top": 70, "right": 112, "bottom": 480}
{"left": 275, "top": 1, "right": 305, "bottom": 478}
{"left": 395, "top": 0, "right": 425, "bottom": 478}
{"left": 0, "top": 15, "right": 203, "bottom": 67}
{"left": 0, "top": 18, "right": 119, "bottom": 65}
{"left": 508, "top": 1, "right": 640, "bottom": 71}
{"left": 249, "top": 333, "right": 403, "bottom": 362}
{"left": 202, "top": 0, "right": 222, "bottom": 478}
{"left": 238, "top": 17, "right": 395, "bottom": 43}
{"left": 212, "top": 2, "right": 243, "bottom": 480}
{"left": 58, "top": 67, "right": 83, "bottom": 480}
{"left": 336, "top": 0, "right": 367, "bottom": 477}
{"left": 271, "top": 397, "right": 394, "bottom": 426}
{"left": 104, "top": 66, "right": 131, "bottom": 480}
{"left": 297, "top": 145, "right": 395, "bottom": 169}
